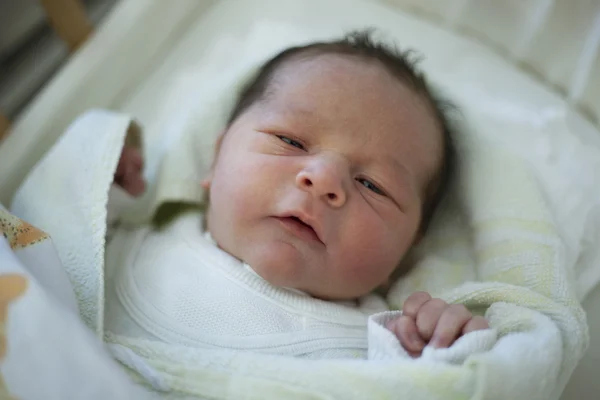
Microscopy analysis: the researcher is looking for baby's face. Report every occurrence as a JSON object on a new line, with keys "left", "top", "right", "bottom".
{"left": 206, "top": 55, "right": 442, "bottom": 299}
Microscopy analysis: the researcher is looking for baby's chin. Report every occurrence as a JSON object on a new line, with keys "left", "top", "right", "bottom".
{"left": 240, "top": 239, "right": 382, "bottom": 300}
{"left": 244, "top": 240, "right": 311, "bottom": 289}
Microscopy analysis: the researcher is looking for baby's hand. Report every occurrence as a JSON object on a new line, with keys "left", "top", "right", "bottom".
{"left": 386, "top": 292, "right": 489, "bottom": 357}
{"left": 113, "top": 146, "right": 145, "bottom": 197}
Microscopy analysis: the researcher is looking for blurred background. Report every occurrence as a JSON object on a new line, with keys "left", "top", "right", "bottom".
{"left": 0, "top": 0, "right": 117, "bottom": 123}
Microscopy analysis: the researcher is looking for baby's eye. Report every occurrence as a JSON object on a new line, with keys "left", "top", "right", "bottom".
{"left": 356, "top": 178, "right": 385, "bottom": 196}
{"left": 277, "top": 135, "right": 305, "bottom": 150}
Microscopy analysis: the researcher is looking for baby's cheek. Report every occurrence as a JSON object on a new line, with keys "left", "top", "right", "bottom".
{"left": 340, "top": 239, "right": 397, "bottom": 290}
{"left": 346, "top": 222, "right": 409, "bottom": 287}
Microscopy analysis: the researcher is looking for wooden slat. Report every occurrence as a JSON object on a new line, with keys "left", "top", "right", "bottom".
{"left": 39, "top": 0, "right": 93, "bottom": 52}
{"left": 0, "top": 112, "right": 10, "bottom": 142}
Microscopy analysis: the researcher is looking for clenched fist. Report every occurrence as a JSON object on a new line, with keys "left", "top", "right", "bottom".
{"left": 386, "top": 292, "right": 489, "bottom": 357}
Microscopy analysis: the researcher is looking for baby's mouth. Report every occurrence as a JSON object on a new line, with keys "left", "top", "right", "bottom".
{"left": 275, "top": 215, "right": 323, "bottom": 244}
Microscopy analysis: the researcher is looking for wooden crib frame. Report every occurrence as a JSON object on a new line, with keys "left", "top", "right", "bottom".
{"left": 0, "top": 0, "right": 92, "bottom": 141}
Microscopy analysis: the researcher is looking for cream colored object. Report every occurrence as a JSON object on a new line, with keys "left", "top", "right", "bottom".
{"left": 10, "top": 111, "right": 132, "bottom": 332}
{"left": 382, "top": 0, "right": 600, "bottom": 127}
{"left": 0, "top": 114, "right": 155, "bottom": 400}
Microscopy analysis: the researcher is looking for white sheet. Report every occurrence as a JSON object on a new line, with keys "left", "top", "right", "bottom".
{"left": 6, "top": 79, "right": 584, "bottom": 400}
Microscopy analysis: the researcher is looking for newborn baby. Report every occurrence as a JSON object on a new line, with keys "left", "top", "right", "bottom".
{"left": 108, "top": 31, "right": 488, "bottom": 359}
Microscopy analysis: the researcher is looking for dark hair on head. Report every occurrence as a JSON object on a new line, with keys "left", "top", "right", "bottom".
{"left": 227, "top": 29, "right": 457, "bottom": 233}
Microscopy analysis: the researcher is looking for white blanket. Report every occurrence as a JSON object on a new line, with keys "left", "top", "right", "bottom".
{"left": 3, "top": 91, "right": 587, "bottom": 400}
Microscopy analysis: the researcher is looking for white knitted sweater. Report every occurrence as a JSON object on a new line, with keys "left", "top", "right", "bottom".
{"left": 104, "top": 206, "right": 402, "bottom": 359}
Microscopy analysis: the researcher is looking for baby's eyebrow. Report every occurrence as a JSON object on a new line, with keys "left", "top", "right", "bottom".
{"left": 383, "top": 154, "right": 411, "bottom": 179}
{"left": 276, "top": 105, "right": 320, "bottom": 121}
{"left": 261, "top": 105, "right": 330, "bottom": 134}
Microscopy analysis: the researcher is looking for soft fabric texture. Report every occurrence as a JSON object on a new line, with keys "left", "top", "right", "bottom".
{"left": 103, "top": 209, "right": 496, "bottom": 362}
{"left": 0, "top": 201, "right": 154, "bottom": 400}
{"left": 10, "top": 111, "right": 143, "bottom": 335}
{"left": 105, "top": 212, "right": 384, "bottom": 359}
{"left": 5, "top": 98, "right": 588, "bottom": 400}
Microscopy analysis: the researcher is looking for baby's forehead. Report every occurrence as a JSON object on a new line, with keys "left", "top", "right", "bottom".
{"left": 268, "top": 55, "right": 436, "bottom": 123}
{"left": 264, "top": 56, "right": 439, "bottom": 138}
{"left": 269, "top": 53, "right": 400, "bottom": 91}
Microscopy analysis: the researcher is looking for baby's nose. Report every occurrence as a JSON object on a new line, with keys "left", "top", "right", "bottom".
{"left": 296, "top": 157, "right": 348, "bottom": 208}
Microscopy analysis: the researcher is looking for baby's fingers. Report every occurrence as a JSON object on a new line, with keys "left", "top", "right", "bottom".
{"left": 415, "top": 298, "right": 447, "bottom": 341}
{"left": 386, "top": 315, "right": 425, "bottom": 357}
{"left": 402, "top": 291, "right": 432, "bottom": 318}
{"left": 430, "top": 304, "right": 472, "bottom": 348}
{"left": 462, "top": 315, "right": 489, "bottom": 335}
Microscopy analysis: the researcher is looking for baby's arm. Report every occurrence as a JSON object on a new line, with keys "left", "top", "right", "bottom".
{"left": 386, "top": 292, "right": 489, "bottom": 357}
